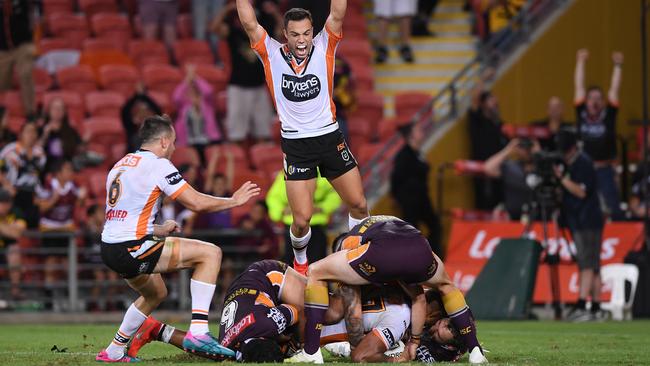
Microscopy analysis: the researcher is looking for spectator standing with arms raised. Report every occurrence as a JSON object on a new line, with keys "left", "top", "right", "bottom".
{"left": 574, "top": 49, "right": 624, "bottom": 220}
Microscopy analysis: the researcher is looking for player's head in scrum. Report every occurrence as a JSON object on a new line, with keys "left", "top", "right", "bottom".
{"left": 139, "top": 115, "right": 177, "bottom": 160}
{"left": 283, "top": 8, "right": 314, "bottom": 60}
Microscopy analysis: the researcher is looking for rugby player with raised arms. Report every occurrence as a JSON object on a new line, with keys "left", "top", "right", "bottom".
{"left": 236, "top": 0, "right": 369, "bottom": 276}
{"left": 96, "top": 115, "right": 260, "bottom": 362}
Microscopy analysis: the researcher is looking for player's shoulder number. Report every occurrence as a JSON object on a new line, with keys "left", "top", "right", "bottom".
{"left": 114, "top": 154, "right": 141, "bottom": 169}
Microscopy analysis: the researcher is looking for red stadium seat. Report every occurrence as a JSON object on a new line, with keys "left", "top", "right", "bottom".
{"left": 55, "top": 64, "right": 98, "bottom": 94}
{"left": 232, "top": 169, "right": 269, "bottom": 194}
{"left": 6, "top": 116, "right": 26, "bottom": 134}
{"left": 394, "top": 91, "right": 432, "bottom": 119}
{"left": 142, "top": 64, "right": 183, "bottom": 97}
{"left": 271, "top": 117, "right": 281, "bottom": 145}
{"left": 85, "top": 91, "right": 125, "bottom": 118}
{"left": 337, "top": 39, "right": 372, "bottom": 65}
{"left": 346, "top": 117, "right": 372, "bottom": 146}
{"left": 128, "top": 39, "right": 170, "bottom": 68}
{"left": 215, "top": 90, "right": 227, "bottom": 121}
{"left": 87, "top": 169, "right": 108, "bottom": 199}
{"left": 79, "top": 0, "right": 118, "bottom": 17}
{"left": 176, "top": 13, "right": 193, "bottom": 39}
{"left": 1, "top": 91, "right": 25, "bottom": 117}
{"left": 84, "top": 116, "right": 125, "bottom": 145}
{"left": 205, "top": 143, "right": 249, "bottom": 171}
{"left": 356, "top": 142, "right": 382, "bottom": 166}
{"left": 46, "top": 13, "right": 89, "bottom": 49}
{"left": 99, "top": 64, "right": 139, "bottom": 98}
{"left": 377, "top": 116, "right": 410, "bottom": 142}
{"left": 249, "top": 143, "right": 284, "bottom": 179}
{"left": 43, "top": 91, "right": 85, "bottom": 123}
{"left": 171, "top": 146, "right": 201, "bottom": 167}
{"left": 39, "top": 37, "right": 79, "bottom": 54}
{"left": 172, "top": 39, "right": 214, "bottom": 66}
{"left": 79, "top": 50, "right": 134, "bottom": 79}
{"left": 194, "top": 64, "right": 229, "bottom": 94}
{"left": 90, "top": 13, "right": 132, "bottom": 45}
{"left": 349, "top": 92, "right": 384, "bottom": 128}
{"left": 42, "top": 0, "right": 74, "bottom": 15}
{"left": 82, "top": 37, "right": 125, "bottom": 53}
{"left": 348, "top": 63, "right": 374, "bottom": 91}
{"left": 14, "top": 68, "right": 53, "bottom": 93}
{"left": 148, "top": 90, "right": 172, "bottom": 115}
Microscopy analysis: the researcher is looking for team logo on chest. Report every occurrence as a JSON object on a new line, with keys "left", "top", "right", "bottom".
{"left": 281, "top": 74, "right": 321, "bottom": 102}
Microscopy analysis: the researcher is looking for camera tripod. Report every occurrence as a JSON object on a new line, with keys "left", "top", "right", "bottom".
{"left": 522, "top": 190, "right": 566, "bottom": 320}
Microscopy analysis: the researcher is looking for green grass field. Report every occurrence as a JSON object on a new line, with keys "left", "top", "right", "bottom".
{"left": 0, "top": 321, "right": 649, "bottom": 365}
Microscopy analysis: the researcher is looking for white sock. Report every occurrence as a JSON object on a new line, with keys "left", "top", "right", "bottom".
{"left": 348, "top": 214, "right": 366, "bottom": 231}
{"left": 106, "top": 303, "right": 148, "bottom": 360}
{"left": 189, "top": 279, "right": 216, "bottom": 335}
{"left": 290, "top": 227, "right": 311, "bottom": 265}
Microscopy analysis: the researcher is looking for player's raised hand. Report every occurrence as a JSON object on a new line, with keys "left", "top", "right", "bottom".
{"left": 576, "top": 48, "right": 589, "bottom": 62}
{"left": 612, "top": 51, "right": 624, "bottom": 65}
{"left": 231, "top": 181, "right": 261, "bottom": 206}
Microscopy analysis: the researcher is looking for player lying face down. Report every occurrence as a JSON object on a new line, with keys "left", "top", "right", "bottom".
{"left": 292, "top": 216, "right": 487, "bottom": 364}
{"left": 321, "top": 284, "right": 466, "bottom": 363}
{"left": 126, "top": 260, "right": 307, "bottom": 362}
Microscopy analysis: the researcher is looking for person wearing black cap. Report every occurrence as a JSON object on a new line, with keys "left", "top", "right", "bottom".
{"left": 555, "top": 128, "right": 605, "bottom": 322}
{"left": 0, "top": 188, "right": 26, "bottom": 299}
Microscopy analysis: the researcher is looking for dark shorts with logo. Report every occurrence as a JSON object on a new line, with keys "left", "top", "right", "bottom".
{"left": 347, "top": 235, "right": 436, "bottom": 285}
{"left": 101, "top": 236, "right": 165, "bottom": 279}
{"left": 281, "top": 129, "right": 357, "bottom": 181}
{"left": 218, "top": 290, "right": 293, "bottom": 349}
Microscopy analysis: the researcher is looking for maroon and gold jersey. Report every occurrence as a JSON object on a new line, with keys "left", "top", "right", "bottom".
{"left": 218, "top": 260, "right": 298, "bottom": 349}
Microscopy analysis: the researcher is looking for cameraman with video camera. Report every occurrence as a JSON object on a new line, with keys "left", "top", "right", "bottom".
{"left": 555, "top": 128, "right": 605, "bottom": 322}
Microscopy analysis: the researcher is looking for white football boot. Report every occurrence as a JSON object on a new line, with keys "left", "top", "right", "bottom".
{"left": 284, "top": 348, "right": 324, "bottom": 364}
{"left": 469, "top": 346, "right": 488, "bottom": 364}
{"left": 323, "top": 342, "right": 351, "bottom": 358}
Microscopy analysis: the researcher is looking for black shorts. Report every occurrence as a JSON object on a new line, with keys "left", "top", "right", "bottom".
{"left": 281, "top": 129, "right": 357, "bottom": 180}
{"left": 101, "top": 236, "right": 165, "bottom": 279}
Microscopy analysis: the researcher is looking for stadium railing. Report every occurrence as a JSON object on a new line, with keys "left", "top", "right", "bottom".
{"left": 331, "top": 0, "right": 567, "bottom": 228}
{"left": 0, "top": 229, "right": 269, "bottom": 312}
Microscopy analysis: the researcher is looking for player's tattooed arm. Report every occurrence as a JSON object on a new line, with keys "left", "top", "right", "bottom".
{"left": 340, "top": 285, "right": 363, "bottom": 348}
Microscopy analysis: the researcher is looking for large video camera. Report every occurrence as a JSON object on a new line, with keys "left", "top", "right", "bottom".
{"left": 525, "top": 148, "right": 565, "bottom": 209}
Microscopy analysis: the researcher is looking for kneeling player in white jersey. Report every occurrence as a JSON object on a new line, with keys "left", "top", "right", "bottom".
{"left": 236, "top": 0, "right": 369, "bottom": 276}
{"left": 322, "top": 286, "right": 466, "bottom": 364}
{"left": 96, "top": 115, "right": 260, "bottom": 362}
{"left": 322, "top": 284, "right": 412, "bottom": 363}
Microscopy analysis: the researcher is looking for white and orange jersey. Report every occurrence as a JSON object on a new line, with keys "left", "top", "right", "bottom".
{"left": 320, "top": 303, "right": 411, "bottom": 350}
{"left": 252, "top": 26, "right": 342, "bottom": 139}
{"left": 101, "top": 150, "right": 189, "bottom": 244}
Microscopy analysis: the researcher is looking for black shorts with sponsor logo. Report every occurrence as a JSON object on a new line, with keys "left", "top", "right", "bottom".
{"left": 101, "top": 235, "right": 165, "bottom": 279}
{"left": 281, "top": 129, "right": 357, "bottom": 181}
